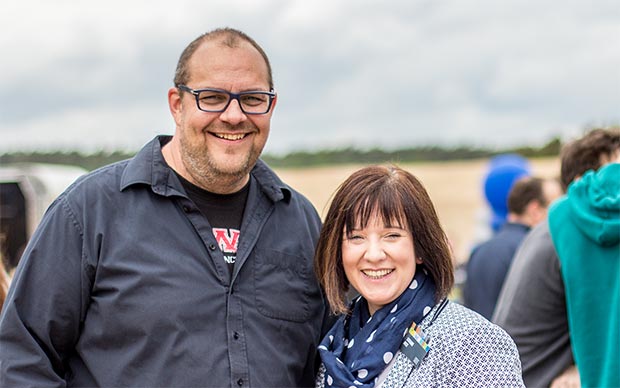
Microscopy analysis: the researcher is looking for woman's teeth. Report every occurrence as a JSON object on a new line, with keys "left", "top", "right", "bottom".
{"left": 362, "top": 269, "right": 394, "bottom": 279}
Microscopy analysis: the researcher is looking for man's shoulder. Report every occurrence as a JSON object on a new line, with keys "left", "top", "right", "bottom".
{"left": 493, "top": 220, "right": 564, "bottom": 325}
{"left": 466, "top": 230, "right": 520, "bottom": 270}
{"left": 252, "top": 160, "right": 318, "bottom": 213}
{"left": 496, "top": 221, "right": 560, "bottom": 298}
{"left": 62, "top": 160, "right": 130, "bottom": 200}
{"left": 510, "top": 221, "right": 557, "bottom": 269}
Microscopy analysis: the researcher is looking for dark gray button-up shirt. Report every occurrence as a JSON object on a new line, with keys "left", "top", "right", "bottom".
{"left": 0, "top": 136, "right": 327, "bottom": 387}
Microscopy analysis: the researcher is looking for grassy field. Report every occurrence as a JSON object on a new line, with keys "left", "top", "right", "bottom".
{"left": 275, "top": 157, "right": 560, "bottom": 263}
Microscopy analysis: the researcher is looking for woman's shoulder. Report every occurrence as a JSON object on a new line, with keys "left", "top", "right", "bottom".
{"left": 409, "top": 301, "right": 524, "bottom": 387}
{"left": 425, "top": 300, "right": 509, "bottom": 336}
{"left": 425, "top": 302, "right": 520, "bottom": 363}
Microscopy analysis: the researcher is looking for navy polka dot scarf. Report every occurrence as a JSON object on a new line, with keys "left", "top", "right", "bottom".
{"left": 318, "top": 270, "right": 436, "bottom": 387}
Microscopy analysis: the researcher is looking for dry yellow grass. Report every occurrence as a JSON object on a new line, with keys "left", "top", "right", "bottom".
{"left": 275, "top": 157, "right": 560, "bottom": 263}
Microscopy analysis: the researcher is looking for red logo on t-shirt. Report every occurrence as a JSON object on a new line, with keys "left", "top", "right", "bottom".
{"left": 212, "top": 228, "right": 240, "bottom": 253}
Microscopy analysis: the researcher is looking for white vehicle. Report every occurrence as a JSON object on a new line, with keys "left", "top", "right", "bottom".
{"left": 0, "top": 163, "right": 87, "bottom": 269}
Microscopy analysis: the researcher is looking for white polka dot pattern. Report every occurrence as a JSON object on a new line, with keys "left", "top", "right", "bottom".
{"left": 316, "top": 302, "right": 524, "bottom": 388}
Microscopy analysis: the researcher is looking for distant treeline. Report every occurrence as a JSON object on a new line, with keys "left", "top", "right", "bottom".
{"left": 1, "top": 137, "right": 561, "bottom": 171}
{"left": 263, "top": 138, "right": 561, "bottom": 168}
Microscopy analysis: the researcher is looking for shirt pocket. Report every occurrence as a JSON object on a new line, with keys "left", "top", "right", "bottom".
{"left": 253, "top": 248, "right": 314, "bottom": 322}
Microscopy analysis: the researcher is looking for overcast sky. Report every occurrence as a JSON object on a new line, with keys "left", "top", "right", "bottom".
{"left": 1, "top": 0, "right": 618, "bottom": 155}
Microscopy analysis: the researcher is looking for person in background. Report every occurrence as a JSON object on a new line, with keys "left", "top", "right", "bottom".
{"left": 0, "top": 256, "right": 9, "bottom": 311}
{"left": 0, "top": 28, "right": 328, "bottom": 387}
{"left": 493, "top": 127, "right": 620, "bottom": 388}
{"left": 463, "top": 176, "right": 562, "bottom": 319}
{"left": 452, "top": 154, "right": 530, "bottom": 303}
{"left": 314, "top": 165, "right": 524, "bottom": 387}
{"left": 548, "top": 158, "right": 619, "bottom": 387}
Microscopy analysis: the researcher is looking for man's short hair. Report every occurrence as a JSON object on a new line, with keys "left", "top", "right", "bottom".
{"left": 560, "top": 128, "right": 620, "bottom": 191}
{"left": 173, "top": 28, "right": 273, "bottom": 89}
{"left": 507, "top": 177, "right": 546, "bottom": 215}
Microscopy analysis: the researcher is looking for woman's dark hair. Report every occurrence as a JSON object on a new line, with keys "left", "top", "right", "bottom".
{"left": 314, "top": 165, "right": 454, "bottom": 315}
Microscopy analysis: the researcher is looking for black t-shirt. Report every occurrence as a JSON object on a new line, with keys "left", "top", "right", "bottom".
{"left": 176, "top": 173, "right": 249, "bottom": 276}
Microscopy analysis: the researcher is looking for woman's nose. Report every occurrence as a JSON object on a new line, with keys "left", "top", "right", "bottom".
{"left": 363, "top": 239, "right": 386, "bottom": 261}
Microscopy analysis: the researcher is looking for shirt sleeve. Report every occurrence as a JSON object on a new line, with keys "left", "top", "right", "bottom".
{"left": 0, "top": 195, "right": 88, "bottom": 386}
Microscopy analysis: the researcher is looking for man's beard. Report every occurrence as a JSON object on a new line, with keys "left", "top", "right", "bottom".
{"left": 179, "top": 127, "right": 263, "bottom": 190}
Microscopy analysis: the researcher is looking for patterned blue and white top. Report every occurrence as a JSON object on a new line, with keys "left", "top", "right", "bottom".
{"left": 316, "top": 301, "right": 524, "bottom": 388}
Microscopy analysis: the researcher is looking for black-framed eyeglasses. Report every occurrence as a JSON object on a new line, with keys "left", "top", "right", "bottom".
{"left": 177, "top": 85, "right": 276, "bottom": 115}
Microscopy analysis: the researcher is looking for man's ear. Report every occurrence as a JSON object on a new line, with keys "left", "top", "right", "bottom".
{"left": 168, "top": 87, "right": 183, "bottom": 126}
{"left": 270, "top": 94, "right": 278, "bottom": 113}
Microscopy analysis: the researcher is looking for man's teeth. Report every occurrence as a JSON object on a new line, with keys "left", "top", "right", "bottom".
{"left": 215, "top": 133, "right": 246, "bottom": 140}
{"left": 362, "top": 269, "right": 394, "bottom": 279}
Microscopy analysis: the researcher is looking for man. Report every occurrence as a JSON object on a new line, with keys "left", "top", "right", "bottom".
{"left": 463, "top": 176, "right": 562, "bottom": 320}
{"left": 0, "top": 28, "right": 328, "bottom": 387}
{"left": 493, "top": 128, "right": 620, "bottom": 388}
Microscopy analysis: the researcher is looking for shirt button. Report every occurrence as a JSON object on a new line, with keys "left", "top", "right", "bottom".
{"left": 237, "top": 378, "right": 244, "bottom": 386}
{"left": 233, "top": 332, "right": 240, "bottom": 340}
{"left": 182, "top": 205, "right": 190, "bottom": 212}
{"left": 209, "top": 244, "right": 217, "bottom": 251}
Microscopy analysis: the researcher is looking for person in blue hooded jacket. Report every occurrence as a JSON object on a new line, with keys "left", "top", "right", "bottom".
{"left": 549, "top": 161, "right": 620, "bottom": 387}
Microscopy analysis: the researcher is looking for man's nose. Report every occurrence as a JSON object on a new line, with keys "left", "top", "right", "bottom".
{"left": 219, "top": 98, "right": 247, "bottom": 125}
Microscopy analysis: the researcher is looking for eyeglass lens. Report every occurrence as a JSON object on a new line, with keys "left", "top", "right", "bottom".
{"left": 197, "top": 90, "right": 271, "bottom": 113}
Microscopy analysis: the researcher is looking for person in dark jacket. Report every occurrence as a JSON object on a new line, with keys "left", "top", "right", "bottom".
{"left": 0, "top": 28, "right": 328, "bottom": 387}
{"left": 463, "top": 176, "right": 562, "bottom": 319}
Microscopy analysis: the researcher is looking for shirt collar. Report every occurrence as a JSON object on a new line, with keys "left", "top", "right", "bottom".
{"left": 120, "top": 135, "right": 290, "bottom": 203}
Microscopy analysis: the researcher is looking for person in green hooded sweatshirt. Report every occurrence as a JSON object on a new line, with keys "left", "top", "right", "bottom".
{"left": 549, "top": 160, "right": 620, "bottom": 388}
{"left": 493, "top": 127, "right": 620, "bottom": 388}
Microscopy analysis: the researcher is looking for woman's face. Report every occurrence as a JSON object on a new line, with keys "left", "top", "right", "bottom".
{"left": 342, "top": 212, "right": 420, "bottom": 315}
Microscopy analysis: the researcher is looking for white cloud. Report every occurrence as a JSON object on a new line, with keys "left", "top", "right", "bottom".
{"left": 1, "top": 0, "right": 619, "bottom": 154}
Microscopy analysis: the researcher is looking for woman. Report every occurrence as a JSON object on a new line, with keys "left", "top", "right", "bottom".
{"left": 314, "top": 165, "right": 524, "bottom": 387}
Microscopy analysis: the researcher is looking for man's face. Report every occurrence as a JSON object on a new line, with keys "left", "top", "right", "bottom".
{"left": 169, "top": 40, "right": 276, "bottom": 191}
